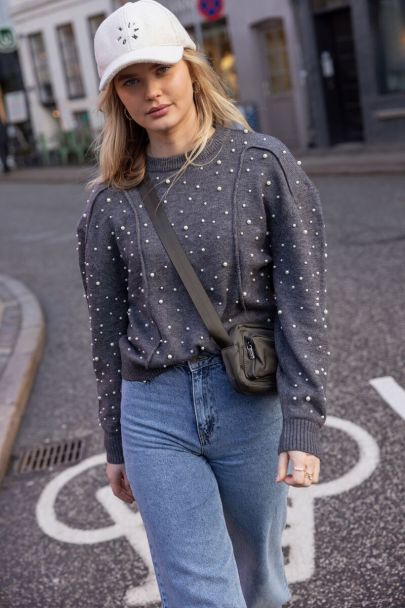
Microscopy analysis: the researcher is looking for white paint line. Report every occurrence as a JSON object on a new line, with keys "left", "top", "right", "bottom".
{"left": 309, "top": 415, "right": 380, "bottom": 498}
{"left": 285, "top": 415, "right": 379, "bottom": 583}
{"left": 36, "top": 453, "right": 161, "bottom": 606}
{"left": 369, "top": 376, "right": 405, "bottom": 421}
{"left": 36, "top": 453, "right": 121, "bottom": 544}
{"left": 36, "top": 417, "right": 380, "bottom": 593}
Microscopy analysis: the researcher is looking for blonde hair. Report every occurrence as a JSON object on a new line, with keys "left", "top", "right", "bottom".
{"left": 86, "top": 47, "right": 252, "bottom": 196}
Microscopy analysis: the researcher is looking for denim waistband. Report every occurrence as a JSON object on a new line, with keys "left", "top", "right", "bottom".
{"left": 175, "top": 352, "right": 223, "bottom": 373}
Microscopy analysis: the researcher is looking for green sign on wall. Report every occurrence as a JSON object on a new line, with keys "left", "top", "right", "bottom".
{"left": 0, "top": 27, "right": 17, "bottom": 53}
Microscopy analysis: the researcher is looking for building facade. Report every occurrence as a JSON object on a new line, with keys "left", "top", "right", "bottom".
{"left": 294, "top": 0, "right": 405, "bottom": 146}
{"left": 9, "top": 0, "right": 310, "bottom": 149}
{"left": 0, "top": 0, "right": 25, "bottom": 123}
{"left": 125, "top": 0, "right": 310, "bottom": 148}
{"left": 9, "top": 0, "right": 115, "bottom": 145}
{"left": 9, "top": 0, "right": 404, "bottom": 151}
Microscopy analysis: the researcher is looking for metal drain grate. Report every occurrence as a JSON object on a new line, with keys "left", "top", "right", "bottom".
{"left": 15, "top": 438, "right": 86, "bottom": 473}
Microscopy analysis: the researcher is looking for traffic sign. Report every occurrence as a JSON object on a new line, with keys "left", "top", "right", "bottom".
{"left": 197, "top": 0, "right": 224, "bottom": 21}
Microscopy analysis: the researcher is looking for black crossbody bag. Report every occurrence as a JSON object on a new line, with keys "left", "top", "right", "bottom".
{"left": 125, "top": 174, "right": 278, "bottom": 395}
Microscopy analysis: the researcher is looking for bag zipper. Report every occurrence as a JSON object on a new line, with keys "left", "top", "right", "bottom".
{"left": 246, "top": 339, "right": 256, "bottom": 360}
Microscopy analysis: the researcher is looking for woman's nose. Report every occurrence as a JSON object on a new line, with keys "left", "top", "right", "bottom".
{"left": 145, "top": 79, "right": 161, "bottom": 99}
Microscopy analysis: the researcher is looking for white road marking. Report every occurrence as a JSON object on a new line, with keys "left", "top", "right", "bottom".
{"left": 285, "top": 415, "right": 380, "bottom": 582}
{"left": 36, "top": 453, "right": 160, "bottom": 605}
{"left": 36, "top": 416, "right": 380, "bottom": 602}
{"left": 369, "top": 375, "right": 405, "bottom": 421}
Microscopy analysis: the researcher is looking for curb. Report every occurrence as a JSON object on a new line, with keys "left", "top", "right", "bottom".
{"left": 0, "top": 275, "right": 46, "bottom": 483}
{"left": 0, "top": 166, "right": 96, "bottom": 184}
{"left": 0, "top": 150, "right": 405, "bottom": 182}
{"left": 294, "top": 157, "right": 405, "bottom": 176}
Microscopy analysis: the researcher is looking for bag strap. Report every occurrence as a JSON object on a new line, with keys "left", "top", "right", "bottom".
{"left": 124, "top": 174, "right": 232, "bottom": 349}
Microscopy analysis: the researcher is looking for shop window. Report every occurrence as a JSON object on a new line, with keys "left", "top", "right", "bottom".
{"left": 263, "top": 19, "right": 292, "bottom": 95}
{"left": 28, "top": 32, "right": 55, "bottom": 106}
{"left": 369, "top": 0, "right": 405, "bottom": 94}
{"left": 56, "top": 23, "right": 85, "bottom": 99}
{"left": 202, "top": 17, "right": 239, "bottom": 99}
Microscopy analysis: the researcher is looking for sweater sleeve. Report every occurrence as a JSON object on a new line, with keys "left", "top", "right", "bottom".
{"left": 264, "top": 143, "right": 329, "bottom": 460}
{"left": 76, "top": 186, "right": 129, "bottom": 464}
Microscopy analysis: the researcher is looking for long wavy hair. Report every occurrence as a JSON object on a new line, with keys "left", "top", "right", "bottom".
{"left": 86, "top": 47, "right": 252, "bottom": 197}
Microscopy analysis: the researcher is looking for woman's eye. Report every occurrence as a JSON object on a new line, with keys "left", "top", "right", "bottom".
{"left": 123, "top": 78, "right": 138, "bottom": 87}
{"left": 122, "top": 67, "right": 169, "bottom": 86}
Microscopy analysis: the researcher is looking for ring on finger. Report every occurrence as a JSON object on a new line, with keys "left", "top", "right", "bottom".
{"left": 293, "top": 466, "right": 313, "bottom": 479}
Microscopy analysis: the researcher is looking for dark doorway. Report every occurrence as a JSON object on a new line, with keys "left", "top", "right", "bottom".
{"left": 314, "top": 7, "right": 364, "bottom": 144}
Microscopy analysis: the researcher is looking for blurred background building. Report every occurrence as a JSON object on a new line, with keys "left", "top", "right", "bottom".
{"left": 3, "top": 0, "right": 405, "bottom": 166}
{"left": 0, "top": 0, "right": 32, "bottom": 164}
{"left": 294, "top": 0, "right": 405, "bottom": 147}
{"left": 150, "top": 0, "right": 309, "bottom": 148}
{"left": 8, "top": 0, "right": 112, "bottom": 152}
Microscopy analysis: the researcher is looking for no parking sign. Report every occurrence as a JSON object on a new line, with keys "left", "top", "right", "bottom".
{"left": 197, "top": 0, "right": 224, "bottom": 21}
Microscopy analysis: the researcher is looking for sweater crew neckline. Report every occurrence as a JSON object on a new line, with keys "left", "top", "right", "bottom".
{"left": 145, "top": 124, "right": 228, "bottom": 172}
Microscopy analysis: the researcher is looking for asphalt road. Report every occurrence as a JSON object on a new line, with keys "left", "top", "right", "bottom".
{"left": 0, "top": 174, "right": 404, "bottom": 608}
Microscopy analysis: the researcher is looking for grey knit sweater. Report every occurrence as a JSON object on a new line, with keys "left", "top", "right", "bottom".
{"left": 76, "top": 124, "right": 329, "bottom": 464}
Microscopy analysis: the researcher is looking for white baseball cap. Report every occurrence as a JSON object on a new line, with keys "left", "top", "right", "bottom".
{"left": 94, "top": 0, "right": 197, "bottom": 92}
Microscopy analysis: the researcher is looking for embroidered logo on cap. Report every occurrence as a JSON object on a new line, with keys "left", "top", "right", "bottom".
{"left": 117, "top": 22, "right": 140, "bottom": 45}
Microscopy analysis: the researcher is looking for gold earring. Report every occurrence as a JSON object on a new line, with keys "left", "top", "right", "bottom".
{"left": 124, "top": 107, "right": 133, "bottom": 121}
{"left": 193, "top": 81, "right": 201, "bottom": 94}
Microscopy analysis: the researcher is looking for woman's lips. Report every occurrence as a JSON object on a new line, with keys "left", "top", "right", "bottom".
{"left": 148, "top": 105, "right": 171, "bottom": 118}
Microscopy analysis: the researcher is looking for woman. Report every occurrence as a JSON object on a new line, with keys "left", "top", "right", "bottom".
{"left": 76, "top": 1, "right": 329, "bottom": 607}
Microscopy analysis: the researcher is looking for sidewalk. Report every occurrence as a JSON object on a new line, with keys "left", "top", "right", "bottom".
{"left": 0, "top": 144, "right": 404, "bottom": 183}
{"left": 292, "top": 142, "right": 405, "bottom": 175}
{"left": 0, "top": 165, "right": 96, "bottom": 184}
{"left": 0, "top": 275, "right": 45, "bottom": 483}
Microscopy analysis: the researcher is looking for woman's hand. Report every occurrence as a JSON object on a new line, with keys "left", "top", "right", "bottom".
{"left": 276, "top": 451, "right": 320, "bottom": 487}
{"left": 106, "top": 463, "right": 135, "bottom": 503}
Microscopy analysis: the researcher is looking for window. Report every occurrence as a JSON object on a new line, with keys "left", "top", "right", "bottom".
{"left": 56, "top": 23, "right": 85, "bottom": 98}
{"left": 202, "top": 18, "right": 239, "bottom": 99}
{"left": 73, "top": 110, "right": 90, "bottom": 129}
{"left": 88, "top": 13, "right": 105, "bottom": 38}
{"left": 311, "top": 0, "right": 349, "bottom": 11}
{"left": 88, "top": 14, "right": 106, "bottom": 80}
{"left": 263, "top": 19, "right": 292, "bottom": 94}
{"left": 28, "top": 32, "right": 55, "bottom": 105}
{"left": 369, "top": 0, "right": 405, "bottom": 94}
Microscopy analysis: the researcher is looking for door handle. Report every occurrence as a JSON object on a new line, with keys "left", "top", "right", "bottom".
{"left": 320, "top": 50, "right": 335, "bottom": 78}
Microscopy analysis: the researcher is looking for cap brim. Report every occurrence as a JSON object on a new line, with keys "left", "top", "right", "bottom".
{"left": 99, "top": 45, "right": 184, "bottom": 92}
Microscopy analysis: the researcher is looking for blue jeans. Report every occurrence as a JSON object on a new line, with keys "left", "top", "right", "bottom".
{"left": 121, "top": 352, "right": 292, "bottom": 608}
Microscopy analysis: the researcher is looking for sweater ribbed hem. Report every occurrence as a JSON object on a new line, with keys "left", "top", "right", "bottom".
{"left": 278, "top": 418, "right": 322, "bottom": 460}
{"left": 146, "top": 124, "right": 228, "bottom": 172}
{"left": 104, "top": 432, "right": 124, "bottom": 465}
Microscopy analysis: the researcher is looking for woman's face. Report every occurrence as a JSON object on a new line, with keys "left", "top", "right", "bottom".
{"left": 113, "top": 59, "right": 196, "bottom": 134}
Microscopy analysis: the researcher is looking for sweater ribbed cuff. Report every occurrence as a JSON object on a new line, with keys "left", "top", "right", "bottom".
{"left": 104, "top": 431, "right": 124, "bottom": 464}
{"left": 278, "top": 418, "right": 322, "bottom": 460}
